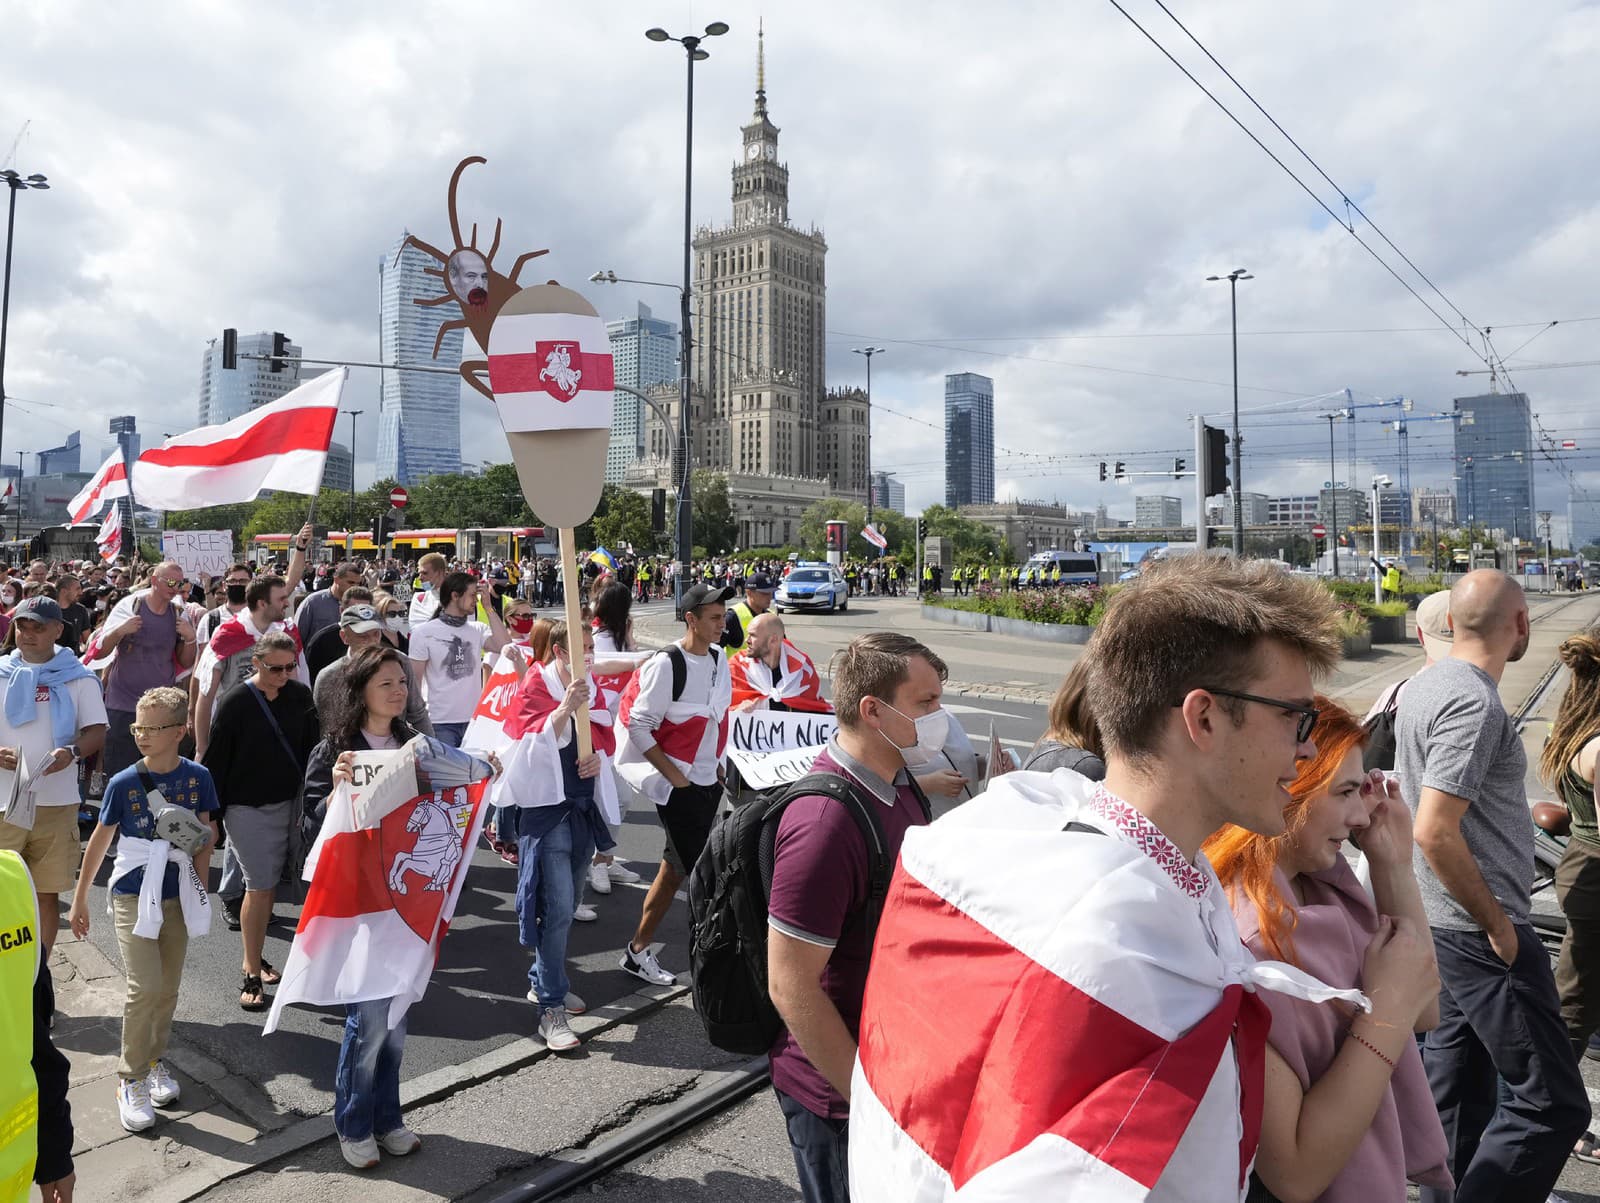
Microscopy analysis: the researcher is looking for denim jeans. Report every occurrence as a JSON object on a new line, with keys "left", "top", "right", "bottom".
{"left": 515, "top": 811, "right": 595, "bottom": 1007}
{"left": 775, "top": 1089, "right": 850, "bottom": 1203}
{"left": 334, "top": 997, "right": 406, "bottom": 1141}
{"left": 433, "top": 721, "right": 467, "bottom": 748}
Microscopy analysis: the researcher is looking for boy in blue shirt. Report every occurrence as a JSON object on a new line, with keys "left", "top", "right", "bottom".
{"left": 68, "top": 686, "right": 218, "bottom": 1134}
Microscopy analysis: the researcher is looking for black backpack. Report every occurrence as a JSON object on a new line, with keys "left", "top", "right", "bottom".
{"left": 687, "top": 770, "right": 930, "bottom": 1055}
{"left": 1361, "top": 680, "right": 1407, "bottom": 772}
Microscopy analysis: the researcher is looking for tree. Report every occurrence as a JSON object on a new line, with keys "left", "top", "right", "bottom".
{"left": 591, "top": 486, "right": 655, "bottom": 555}
{"left": 688, "top": 471, "right": 736, "bottom": 555}
{"left": 919, "top": 504, "right": 1000, "bottom": 560}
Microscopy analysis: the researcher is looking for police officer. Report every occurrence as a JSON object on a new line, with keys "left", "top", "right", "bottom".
{"left": 722, "top": 573, "right": 776, "bottom": 654}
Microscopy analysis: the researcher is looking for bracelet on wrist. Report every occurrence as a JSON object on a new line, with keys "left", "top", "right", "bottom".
{"left": 1348, "top": 1026, "right": 1397, "bottom": 1070}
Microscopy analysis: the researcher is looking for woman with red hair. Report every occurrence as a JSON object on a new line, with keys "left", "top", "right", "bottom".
{"left": 1204, "top": 697, "right": 1449, "bottom": 1202}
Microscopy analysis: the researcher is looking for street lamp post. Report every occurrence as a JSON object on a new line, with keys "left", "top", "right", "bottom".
{"left": 1207, "top": 268, "right": 1252, "bottom": 556}
{"left": 13, "top": 451, "right": 23, "bottom": 541}
{"left": 646, "top": 20, "right": 728, "bottom": 611}
{"left": 851, "top": 347, "right": 884, "bottom": 537}
{"left": 1540, "top": 508, "right": 1554, "bottom": 591}
{"left": 1321, "top": 409, "right": 1345, "bottom": 577}
{"left": 341, "top": 408, "right": 363, "bottom": 547}
{"left": 0, "top": 169, "right": 50, "bottom": 481}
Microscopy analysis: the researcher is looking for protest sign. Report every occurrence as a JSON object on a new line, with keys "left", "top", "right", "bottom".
{"left": 727, "top": 711, "right": 837, "bottom": 756}
{"left": 464, "top": 651, "right": 524, "bottom": 754}
{"left": 162, "top": 529, "right": 235, "bottom": 579}
{"left": 727, "top": 744, "right": 826, "bottom": 791}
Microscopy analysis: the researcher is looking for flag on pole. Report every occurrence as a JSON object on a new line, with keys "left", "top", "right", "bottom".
{"left": 68, "top": 451, "right": 131, "bottom": 524}
{"left": 95, "top": 508, "right": 122, "bottom": 563}
{"left": 264, "top": 736, "right": 494, "bottom": 1035}
{"left": 588, "top": 546, "right": 618, "bottom": 572}
{"left": 131, "top": 369, "right": 344, "bottom": 511}
{"left": 862, "top": 525, "right": 889, "bottom": 551}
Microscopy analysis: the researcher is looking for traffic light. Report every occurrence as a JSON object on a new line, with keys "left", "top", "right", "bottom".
{"left": 1173, "top": 456, "right": 1186, "bottom": 477}
{"left": 1203, "top": 424, "right": 1230, "bottom": 496}
{"left": 916, "top": 517, "right": 926, "bottom": 544}
{"left": 1098, "top": 461, "right": 1107, "bottom": 482}
{"left": 373, "top": 511, "right": 388, "bottom": 548}
{"left": 221, "top": 328, "right": 238, "bottom": 371}
{"left": 1114, "top": 461, "right": 1126, "bottom": 481}
{"left": 1314, "top": 533, "right": 1326, "bottom": 556}
{"left": 269, "top": 331, "right": 289, "bottom": 373}
{"left": 651, "top": 487, "right": 666, "bottom": 534}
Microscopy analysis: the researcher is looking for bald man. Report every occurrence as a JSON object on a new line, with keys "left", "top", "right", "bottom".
{"left": 1397, "top": 570, "right": 1587, "bottom": 1201}
{"left": 729, "top": 613, "right": 829, "bottom": 714}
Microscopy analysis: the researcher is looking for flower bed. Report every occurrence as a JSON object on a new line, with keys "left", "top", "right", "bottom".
{"left": 926, "top": 583, "right": 1112, "bottom": 626}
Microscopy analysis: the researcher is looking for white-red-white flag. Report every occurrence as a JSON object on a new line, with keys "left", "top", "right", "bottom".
{"left": 729, "top": 640, "right": 832, "bottom": 713}
{"left": 132, "top": 370, "right": 344, "bottom": 511}
{"left": 68, "top": 451, "right": 131, "bottom": 524}
{"left": 486, "top": 311, "right": 614, "bottom": 434}
{"left": 95, "top": 509, "right": 122, "bottom": 563}
{"left": 862, "top": 525, "right": 889, "bottom": 550}
{"left": 264, "top": 736, "right": 493, "bottom": 1035}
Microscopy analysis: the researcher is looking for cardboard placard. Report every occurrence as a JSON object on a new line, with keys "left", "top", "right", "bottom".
{"left": 728, "top": 711, "right": 839, "bottom": 756}
{"left": 162, "top": 530, "right": 235, "bottom": 579}
{"left": 726, "top": 744, "right": 825, "bottom": 792}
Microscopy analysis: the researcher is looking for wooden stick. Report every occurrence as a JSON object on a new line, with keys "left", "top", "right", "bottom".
{"left": 558, "top": 526, "right": 594, "bottom": 759}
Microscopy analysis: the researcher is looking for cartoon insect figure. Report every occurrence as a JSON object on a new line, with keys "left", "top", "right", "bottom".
{"left": 397, "top": 156, "right": 550, "bottom": 400}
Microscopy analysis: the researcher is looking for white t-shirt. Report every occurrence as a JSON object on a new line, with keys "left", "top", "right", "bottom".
{"left": 0, "top": 675, "right": 110, "bottom": 808}
{"left": 408, "top": 586, "right": 440, "bottom": 626}
{"left": 408, "top": 618, "right": 491, "bottom": 724}
{"left": 624, "top": 645, "right": 732, "bottom": 790}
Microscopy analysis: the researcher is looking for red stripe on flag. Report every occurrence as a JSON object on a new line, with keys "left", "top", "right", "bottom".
{"left": 141, "top": 406, "right": 336, "bottom": 469}
{"left": 857, "top": 869, "right": 1260, "bottom": 1190}
{"left": 487, "top": 351, "right": 615, "bottom": 394}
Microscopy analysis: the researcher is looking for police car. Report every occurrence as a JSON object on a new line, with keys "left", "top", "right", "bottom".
{"left": 775, "top": 563, "right": 850, "bottom": 614}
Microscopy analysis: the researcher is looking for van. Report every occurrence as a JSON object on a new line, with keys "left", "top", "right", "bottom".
{"left": 1019, "top": 551, "right": 1099, "bottom": 587}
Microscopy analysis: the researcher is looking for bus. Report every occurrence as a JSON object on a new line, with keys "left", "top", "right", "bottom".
{"left": 253, "top": 526, "right": 555, "bottom": 566}
{"left": 1, "top": 523, "right": 105, "bottom": 566}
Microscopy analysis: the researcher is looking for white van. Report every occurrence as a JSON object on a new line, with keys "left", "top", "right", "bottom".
{"left": 1019, "top": 550, "right": 1099, "bottom": 587}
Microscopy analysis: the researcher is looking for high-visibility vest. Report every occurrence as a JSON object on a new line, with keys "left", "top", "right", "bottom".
{"left": 0, "top": 850, "right": 39, "bottom": 1199}
{"left": 726, "top": 600, "right": 757, "bottom": 654}
{"left": 1383, "top": 567, "right": 1401, "bottom": 592}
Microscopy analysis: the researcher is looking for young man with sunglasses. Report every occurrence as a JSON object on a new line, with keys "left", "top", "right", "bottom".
{"left": 850, "top": 556, "right": 1373, "bottom": 1202}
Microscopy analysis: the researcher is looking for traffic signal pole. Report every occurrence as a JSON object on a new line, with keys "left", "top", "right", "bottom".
{"left": 1194, "top": 415, "right": 1207, "bottom": 550}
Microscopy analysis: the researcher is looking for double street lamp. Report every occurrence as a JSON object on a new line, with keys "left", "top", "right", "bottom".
{"left": 1, "top": 169, "right": 50, "bottom": 484}
{"left": 645, "top": 20, "right": 728, "bottom": 610}
{"left": 1206, "top": 268, "right": 1252, "bottom": 555}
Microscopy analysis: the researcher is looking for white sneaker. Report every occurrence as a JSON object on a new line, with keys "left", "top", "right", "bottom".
{"left": 525, "top": 988, "right": 587, "bottom": 1016}
{"left": 539, "top": 1006, "right": 581, "bottom": 1051}
{"left": 146, "top": 1060, "right": 180, "bottom": 1107}
{"left": 573, "top": 903, "right": 599, "bottom": 922}
{"left": 117, "top": 1077, "right": 156, "bottom": 1132}
{"left": 620, "top": 944, "right": 677, "bottom": 987}
{"left": 587, "top": 862, "right": 613, "bottom": 895}
{"left": 377, "top": 1125, "right": 421, "bottom": 1156}
{"left": 339, "top": 1134, "right": 380, "bottom": 1169}
{"left": 605, "top": 862, "right": 643, "bottom": 885}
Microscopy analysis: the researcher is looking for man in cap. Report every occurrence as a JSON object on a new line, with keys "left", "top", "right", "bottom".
{"left": 614, "top": 582, "right": 735, "bottom": 986}
{"left": 313, "top": 604, "right": 432, "bottom": 736}
{"left": 722, "top": 573, "right": 776, "bottom": 655}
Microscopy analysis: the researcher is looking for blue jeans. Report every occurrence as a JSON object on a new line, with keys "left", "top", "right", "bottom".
{"left": 775, "top": 1089, "right": 850, "bottom": 1203}
{"left": 433, "top": 721, "right": 467, "bottom": 748}
{"left": 515, "top": 811, "right": 595, "bottom": 1007}
{"left": 333, "top": 997, "right": 406, "bottom": 1141}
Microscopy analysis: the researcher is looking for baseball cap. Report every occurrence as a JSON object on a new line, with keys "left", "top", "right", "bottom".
{"left": 1416, "top": 590, "right": 1453, "bottom": 661}
{"left": 11, "top": 597, "right": 62, "bottom": 624}
{"left": 747, "top": 573, "right": 776, "bottom": 592}
{"left": 339, "top": 604, "right": 384, "bottom": 634}
{"left": 680, "top": 583, "right": 734, "bottom": 615}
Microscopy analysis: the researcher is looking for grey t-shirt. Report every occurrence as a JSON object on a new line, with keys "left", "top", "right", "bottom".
{"left": 1395, "top": 656, "right": 1532, "bottom": 932}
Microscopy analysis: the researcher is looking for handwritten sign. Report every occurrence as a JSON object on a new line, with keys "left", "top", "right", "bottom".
{"left": 162, "top": 530, "right": 235, "bottom": 579}
{"left": 726, "top": 744, "right": 827, "bottom": 792}
{"left": 728, "top": 711, "right": 837, "bottom": 756}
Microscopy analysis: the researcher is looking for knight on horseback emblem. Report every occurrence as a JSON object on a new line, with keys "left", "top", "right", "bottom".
{"left": 387, "top": 795, "right": 465, "bottom": 895}
{"left": 537, "top": 342, "right": 583, "bottom": 399}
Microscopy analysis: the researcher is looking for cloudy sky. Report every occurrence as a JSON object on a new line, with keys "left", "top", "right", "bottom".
{"left": 4, "top": 1, "right": 1597, "bottom": 537}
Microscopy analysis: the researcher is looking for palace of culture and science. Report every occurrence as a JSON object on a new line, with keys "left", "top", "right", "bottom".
{"left": 630, "top": 32, "right": 869, "bottom": 548}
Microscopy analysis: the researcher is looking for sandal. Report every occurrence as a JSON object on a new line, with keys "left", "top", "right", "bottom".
{"left": 239, "top": 972, "right": 267, "bottom": 1012}
{"left": 259, "top": 959, "right": 282, "bottom": 986}
{"left": 1575, "top": 1131, "right": 1600, "bottom": 1164}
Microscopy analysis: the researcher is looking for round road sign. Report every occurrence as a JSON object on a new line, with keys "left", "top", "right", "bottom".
{"left": 390, "top": 486, "right": 409, "bottom": 508}
{"left": 1311, "top": 523, "right": 1326, "bottom": 538}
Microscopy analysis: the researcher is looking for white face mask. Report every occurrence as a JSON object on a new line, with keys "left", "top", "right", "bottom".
{"left": 877, "top": 702, "right": 950, "bottom": 769}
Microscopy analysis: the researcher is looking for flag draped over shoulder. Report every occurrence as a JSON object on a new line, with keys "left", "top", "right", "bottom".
{"left": 264, "top": 736, "right": 495, "bottom": 1035}
{"left": 83, "top": 589, "right": 148, "bottom": 670}
{"left": 491, "top": 660, "right": 621, "bottom": 824}
{"left": 848, "top": 769, "right": 1369, "bottom": 1202}
{"left": 729, "top": 639, "right": 831, "bottom": 713}
{"left": 132, "top": 370, "right": 343, "bottom": 511}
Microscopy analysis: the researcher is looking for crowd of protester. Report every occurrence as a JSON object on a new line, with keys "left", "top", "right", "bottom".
{"left": 5, "top": 539, "right": 1600, "bottom": 1201}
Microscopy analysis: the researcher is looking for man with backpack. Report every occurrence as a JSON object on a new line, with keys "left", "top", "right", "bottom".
{"left": 763, "top": 632, "right": 943, "bottom": 1203}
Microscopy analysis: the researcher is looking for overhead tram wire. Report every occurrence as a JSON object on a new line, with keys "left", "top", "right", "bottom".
{"left": 1104, "top": 0, "right": 1491, "bottom": 368}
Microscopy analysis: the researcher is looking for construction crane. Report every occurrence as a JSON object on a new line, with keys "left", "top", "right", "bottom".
{"left": 1338, "top": 391, "right": 1411, "bottom": 493}
{"left": 2, "top": 120, "right": 29, "bottom": 172}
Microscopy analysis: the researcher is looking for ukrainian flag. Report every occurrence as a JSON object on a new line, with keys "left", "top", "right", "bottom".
{"left": 589, "top": 546, "right": 618, "bottom": 572}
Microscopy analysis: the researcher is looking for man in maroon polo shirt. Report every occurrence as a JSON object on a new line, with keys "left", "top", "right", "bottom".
{"left": 766, "top": 632, "right": 948, "bottom": 1203}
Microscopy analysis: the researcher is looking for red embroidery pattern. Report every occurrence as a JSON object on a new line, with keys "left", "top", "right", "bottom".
{"left": 1088, "top": 785, "right": 1210, "bottom": 900}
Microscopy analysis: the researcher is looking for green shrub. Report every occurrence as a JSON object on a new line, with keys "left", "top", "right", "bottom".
{"left": 1335, "top": 606, "right": 1370, "bottom": 640}
{"left": 926, "top": 583, "right": 1117, "bottom": 626}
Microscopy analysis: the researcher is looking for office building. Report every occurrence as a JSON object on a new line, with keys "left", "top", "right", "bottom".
{"left": 1135, "top": 495, "right": 1183, "bottom": 526}
{"left": 944, "top": 372, "right": 995, "bottom": 507}
{"left": 1453, "top": 391, "right": 1534, "bottom": 538}
{"left": 1572, "top": 492, "right": 1600, "bottom": 552}
{"left": 961, "top": 501, "right": 1094, "bottom": 562}
{"left": 871, "top": 470, "right": 906, "bottom": 514}
{"left": 606, "top": 302, "right": 678, "bottom": 484}
{"left": 1376, "top": 487, "right": 1409, "bottom": 526}
{"left": 321, "top": 442, "right": 353, "bottom": 494}
{"left": 107, "top": 417, "right": 140, "bottom": 533}
{"left": 1220, "top": 492, "right": 1270, "bottom": 527}
{"left": 1413, "top": 487, "right": 1456, "bottom": 527}
{"left": 198, "top": 333, "right": 306, "bottom": 426}
{"left": 376, "top": 234, "right": 463, "bottom": 484}
{"left": 1266, "top": 494, "right": 1319, "bottom": 527}
{"left": 1319, "top": 486, "right": 1369, "bottom": 528}
{"left": 35, "top": 432, "right": 81, "bottom": 476}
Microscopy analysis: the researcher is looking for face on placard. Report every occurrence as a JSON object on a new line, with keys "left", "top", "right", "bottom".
{"left": 448, "top": 250, "right": 491, "bottom": 307}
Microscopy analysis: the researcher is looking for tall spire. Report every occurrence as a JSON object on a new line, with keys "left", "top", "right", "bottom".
{"left": 754, "top": 18, "right": 767, "bottom": 117}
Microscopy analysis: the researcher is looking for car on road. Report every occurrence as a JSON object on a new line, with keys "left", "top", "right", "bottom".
{"left": 776, "top": 564, "right": 850, "bottom": 613}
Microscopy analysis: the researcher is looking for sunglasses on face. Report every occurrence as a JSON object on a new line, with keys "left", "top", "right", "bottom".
{"left": 157, "top": 576, "right": 185, "bottom": 589}
{"left": 129, "top": 722, "right": 184, "bottom": 737}
{"left": 257, "top": 661, "right": 298, "bottom": 675}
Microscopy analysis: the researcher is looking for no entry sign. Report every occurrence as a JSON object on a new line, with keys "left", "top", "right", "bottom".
{"left": 1311, "top": 523, "right": 1326, "bottom": 538}
{"left": 390, "top": 486, "right": 409, "bottom": 508}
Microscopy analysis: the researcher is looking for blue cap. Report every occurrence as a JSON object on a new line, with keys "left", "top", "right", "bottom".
{"left": 11, "top": 596, "right": 63, "bottom": 624}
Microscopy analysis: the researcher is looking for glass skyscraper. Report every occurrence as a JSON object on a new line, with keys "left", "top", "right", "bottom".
{"left": 944, "top": 372, "right": 995, "bottom": 508}
{"left": 198, "top": 332, "right": 305, "bottom": 425}
{"left": 376, "top": 234, "right": 463, "bottom": 485}
{"left": 1453, "top": 391, "right": 1533, "bottom": 539}
{"left": 605, "top": 301, "right": 678, "bottom": 484}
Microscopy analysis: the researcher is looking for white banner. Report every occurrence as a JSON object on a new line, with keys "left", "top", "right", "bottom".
{"left": 162, "top": 529, "right": 236, "bottom": 579}
{"left": 727, "top": 743, "right": 826, "bottom": 791}
{"left": 727, "top": 711, "right": 837, "bottom": 756}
